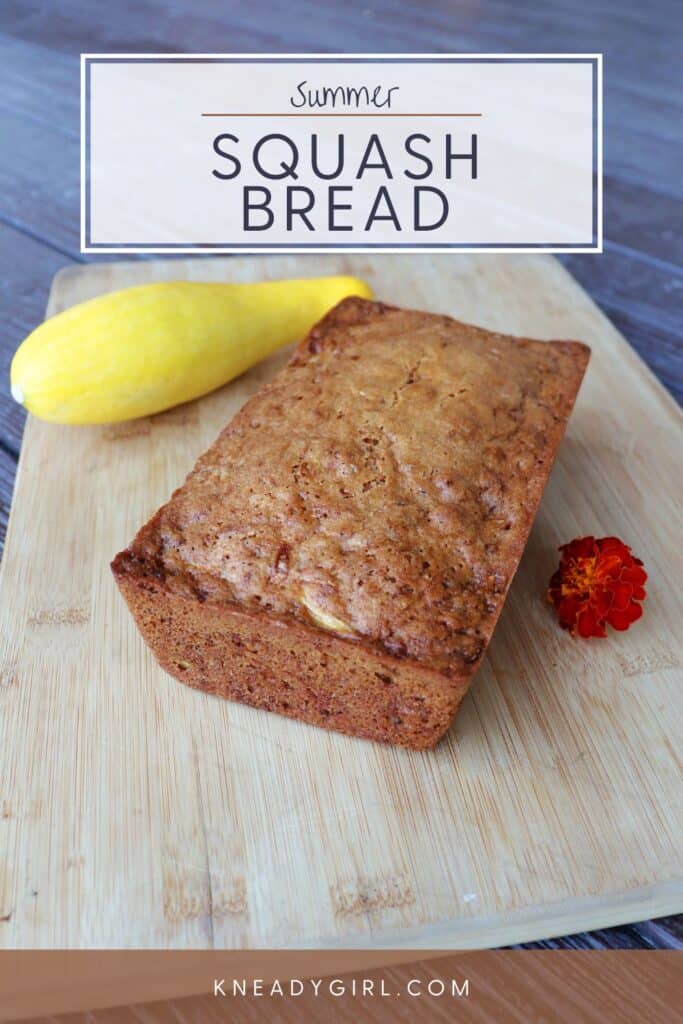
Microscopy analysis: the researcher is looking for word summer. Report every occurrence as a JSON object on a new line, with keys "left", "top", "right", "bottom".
{"left": 211, "top": 132, "right": 478, "bottom": 233}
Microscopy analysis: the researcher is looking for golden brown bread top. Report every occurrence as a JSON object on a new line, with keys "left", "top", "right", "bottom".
{"left": 121, "top": 298, "right": 589, "bottom": 676}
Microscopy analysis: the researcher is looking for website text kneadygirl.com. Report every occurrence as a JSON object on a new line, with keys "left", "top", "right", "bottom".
{"left": 214, "top": 975, "right": 471, "bottom": 999}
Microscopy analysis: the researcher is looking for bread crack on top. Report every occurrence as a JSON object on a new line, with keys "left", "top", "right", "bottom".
{"left": 113, "top": 297, "right": 589, "bottom": 749}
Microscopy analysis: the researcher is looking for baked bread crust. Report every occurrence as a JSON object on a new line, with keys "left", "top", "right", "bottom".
{"left": 112, "top": 298, "right": 589, "bottom": 749}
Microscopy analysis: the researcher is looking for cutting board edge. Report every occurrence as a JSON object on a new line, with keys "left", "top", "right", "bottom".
{"left": 292, "top": 877, "right": 683, "bottom": 951}
{"left": 1, "top": 877, "right": 680, "bottom": 952}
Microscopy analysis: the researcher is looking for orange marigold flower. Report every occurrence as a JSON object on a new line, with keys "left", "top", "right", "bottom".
{"left": 548, "top": 536, "right": 647, "bottom": 639}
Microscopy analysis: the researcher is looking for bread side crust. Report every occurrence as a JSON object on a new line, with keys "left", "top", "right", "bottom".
{"left": 112, "top": 549, "right": 469, "bottom": 749}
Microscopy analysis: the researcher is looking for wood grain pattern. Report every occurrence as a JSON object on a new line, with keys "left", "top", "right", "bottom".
{"left": 0, "top": 253, "right": 681, "bottom": 950}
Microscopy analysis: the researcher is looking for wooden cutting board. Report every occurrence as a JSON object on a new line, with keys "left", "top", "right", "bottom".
{"left": 0, "top": 254, "right": 681, "bottom": 950}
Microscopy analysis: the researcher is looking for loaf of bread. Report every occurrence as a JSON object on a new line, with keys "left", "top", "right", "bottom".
{"left": 112, "top": 298, "right": 589, "bottom": 749}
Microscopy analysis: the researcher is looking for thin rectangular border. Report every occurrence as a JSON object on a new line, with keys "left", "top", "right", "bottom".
{"left": 81, "top": 53, "right": 603, "bottom": 254}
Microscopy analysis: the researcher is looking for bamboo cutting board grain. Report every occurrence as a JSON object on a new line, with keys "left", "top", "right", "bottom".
{"left": 0, "top": 254, "right": 681, "bottom": 950}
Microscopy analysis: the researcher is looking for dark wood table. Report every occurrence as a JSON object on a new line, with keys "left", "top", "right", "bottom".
{"left": 0, "top": 0, "right": 680, "bottom": 949}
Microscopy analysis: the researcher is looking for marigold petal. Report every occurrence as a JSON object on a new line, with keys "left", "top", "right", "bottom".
{"left": 598, "top": 537, "right": 630, "bottom": 556}
{"left": 560, "top": 536, "right": 596, "bottom": 561}
{"left": 548, "top": 569, "right": 564, "bottom": 594}
{"left": 608, "top": 602, "right": 643, "bottom": 631}
{"left": 622, "top": 564, "right": 647, "bottom": 586}
{"left": 590, "top": 587, "right": 613, "bottom": 617}
{"left": 610, "top": 580, "right": 634, "bottom": 611}
{"left": 577, "top": 605, "right": 607, "bottom": 638}
{"left": 596, "top": 553, "right": 625, "bottom": 581}
{"left": 557, "top": 595, "right": 584, "bottom": 626}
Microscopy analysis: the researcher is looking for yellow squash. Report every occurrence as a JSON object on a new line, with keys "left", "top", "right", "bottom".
{"left": 11, "top": 275, "right": 372, "bottom": 424}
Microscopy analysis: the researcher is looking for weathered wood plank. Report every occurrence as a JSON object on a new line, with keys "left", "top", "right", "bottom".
{"left": 0, "top": 36, "right": 77, "bottom": 135}
{"left": 0, "top": 106, "right": 79, "bottom": 254}
{"left": 0, "top": 223, "right": 77, "bottom": 453}
{"left": 0, "top": 448, "right": 18, "bottom": 551}
{"left": 561, "top": 249, "right": 683, "bottom": 402}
